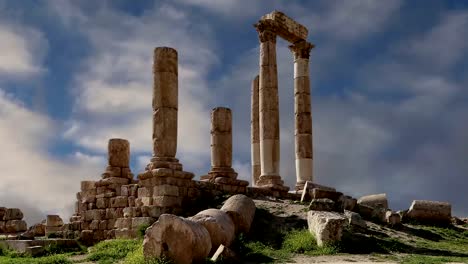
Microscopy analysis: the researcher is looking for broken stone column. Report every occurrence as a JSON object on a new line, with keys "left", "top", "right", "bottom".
{"left": 208, "top": 107, "right": 237, "bottom": 179}
{"left": 143, "top": 214, "right": 212, "bottom": 264}
{"left": 149, "top": 47, "right": 182, "bottom": 171}
{"left": 251, "top": 75, "right": 261, "bottom": 186}
{"left": 220, "top": 194, "right": 256, "bottom": 235}
{"left": 189, "top": 209, "right": 235, "bottom": 254}
{"left": 254, "top": 20, "right": 288, "bottom": 192}
{"left": 103, "top": 139, "right": 133, "bottom": 179}
{"left": 289, "top": 41, "right": 314, "bottom": 191}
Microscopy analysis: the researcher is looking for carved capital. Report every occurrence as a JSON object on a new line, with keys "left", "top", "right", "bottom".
{"left": 254, "top": 20, "right": 277, "bottom": 43}
{"left": 289, "top": 41, "right": 314, "bottom": 60}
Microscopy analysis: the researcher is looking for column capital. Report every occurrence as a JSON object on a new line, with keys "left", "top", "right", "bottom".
{"left": 289, "top": 40, "right": 315, "bottom": 60}
{"left": 254, "top": 20, "right": 277, "bottom": 43}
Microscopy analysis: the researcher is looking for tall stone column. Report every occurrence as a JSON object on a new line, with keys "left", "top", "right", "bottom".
{"left": 150, "top": 47, "right": 182, "bottom": 171}
{"left": 289, "top": 41, "right": 314, "bottom": 190}
{"left": 255, "top": 21, "right": 287, "bottom": 191}
{"left": 250, "top": 75, "right": 261, "bottom": 186}
{"left": 208, "top": 107, "right": 237, "bottom": 179}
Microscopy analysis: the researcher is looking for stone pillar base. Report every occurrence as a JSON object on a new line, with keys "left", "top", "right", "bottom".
{"left": 295, "top": 181, "right": 307, "bottom": 191}
{"left": 206, "top": 167, "right": 238, "bottom": 180}
{"left": 256, "top": 175, "right": 290, "bottom": 192}
{"left": 147, "top": 156, "right": 183, "bottom": 171}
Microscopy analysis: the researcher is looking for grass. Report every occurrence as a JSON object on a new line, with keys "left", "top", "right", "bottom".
{"left": 0, "top": 254, "right": 72, "bottom": 264}
{"left": 87, "top": 239, "right": 141, "bottom": 264}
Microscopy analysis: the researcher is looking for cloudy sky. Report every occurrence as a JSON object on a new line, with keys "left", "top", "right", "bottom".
{"left": 0, "top": 0, "right": 467, "bottom": 224}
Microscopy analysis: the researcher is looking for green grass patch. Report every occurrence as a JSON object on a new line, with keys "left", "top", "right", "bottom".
{"left": 123, "top": 243, "right": 173, "bottom": 264}
{"left": 0, "top": 254, "right": 71, "bottom": 264}
{"left": 87, "top": 239, "right": 140, "bottom": 264}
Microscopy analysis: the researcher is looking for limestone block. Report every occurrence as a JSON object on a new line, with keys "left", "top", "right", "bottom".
{"left": 0, "top": 221, "right": 5, "bottom": 233}
{"left": 108, "top": 138, "right": 130, "bottom": 168}
{"left": 309, "top": 198, "right": 335, "bottom": 211}
{"left": 4, "top": 208, "right": 23, "bottom": 220}
{"left": 138, "top": 187, "right": 152, "bottom": 198}
{"left": 132, "top": 217, "right": 155, "bottom": 229}
{"left": 5, "top": 220, "right": 27, "bottom": 232}
{"left": 115, "top": 218, "right": 132, "bottom": 229}
{"left": 220, "top": 194, "right": 256, "bottom": 235}
{"left": 115, "top": 228, "right": 137, "bottom": 239}
{"left": 0, "top": 207, "right": 6, "bottom": 220}
{"left": 97, "top": 177, "right": 129, "bottom": 186}
{"left": 46, "top": 215, "right": 63, "bottom": 227}
{"left": 89, "top": 220, "right": 100, "bottom": 230}
{"left": 78, "top": 189, "right": 97, "bottom": 203}
{"left": 385, "top": 211, "right": 401, "bottom": 226}
{"left": 340, "top": 196, "right": 357, "bottom": 212}
{"left": 143, "top": 214, "right": 211, "bottom": 264}
{"left": 121, "top": 184, "right": 138, "bottom": 197}
{"left": 153, "top": 185, "right": 179, "bottom": 197}
{"left": 122, "top": 168, "right": 134, "bottom": 179}
{"left": 81, "top": 181, "right": 96, "bottom": 191}
{"left": 107, "top": 219, "right": 116, "bottom": 230}
{"left": 96, "top": 198, "right": 109, "bottom": 209}
{"left": 136, "top": 197, "right": 153, "bottom": 207}
{"left": 406, "top": 200, "right": 451, "bottom": 225}
{"left": 152, "top": 108, "right": 178, "bottom": 158}
{"left": 110, "top": 196, "right": 128, "bottom": 208}
{"left": 344, "top": 210, "right": 366, "bottom": 229}
{"left": 128, "top": 196, "right": 136, "bottom": 207}
{"left": 307, "top": 211, "right": 347, "bottom": 247}
{"left": 85, "top": 209, "right": 105, "bottom": 221}
{"left": 88, "top": 203, "right": 96, "bottom": 210}
{"left": 153, "top": 47, "right": 178, "bottom": 75}
{"left": 357, "top": 193, "right": 388, "bottom": 210}
{"left": 190, "top": 209, "right": 236, "bottom": 253}
{"left": 260, "top": 11, "right": 308, "bottom": 43}
{"left": 140, "top": 206, "right": 163, "bottom": 218}
{"left": 312, "top": 188, "right": 343, "bottom": 202}
{"left": 123, "top": 207, "right": 141, "bottom": 218}
{"left": 153, "top": 196, "right": 182, "bottom": 207}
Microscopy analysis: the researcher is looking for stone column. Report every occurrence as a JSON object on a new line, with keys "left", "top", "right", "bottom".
{"left": 151, "top": 47, "right": 181, "bottom": 170}
{"left": 255, "top": 22, "right": 281, "bottom": 182}
{"left": 250, "top": 75, "right": 261, "bottom": 186}
{"left": 289, "top": 41, "right": 314, "bottom": 190}
{"left": 208, "top": 107, "right": 237, "bottom": 179}
{"left": 108, "top": 138, "right": 130, "bottom": 168}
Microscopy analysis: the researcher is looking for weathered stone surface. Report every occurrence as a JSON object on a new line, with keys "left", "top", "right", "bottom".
{"left": 312, "top": 188, "right": 342, "bottom": 202}
{"left": 81, "top": 181, "right": 96, "bottom": 191}
{"left": 344, "top": 210, "right": 366, "bottom": 229}
{"left": 110, "top": 196, "right": 128, "bottom": 208}
{"left": 406, "top": 200, "right": 451, "bottom": 225}
{"left": 258, "top": 11, "right": 308, "bottom": 43}
{"left": 108, "top": 138, "right": 130, "bottom": 168}
{"left": 132, "top": 217, "right": 155, "bottom": 229}
{"left": 339, "top": 196, "right": 357, "bottom": 212}
{"left": 220, "top": 194, "right": 256, "bottom": 235}
{"left": 357, "top": 193, "right": 388, "bottom": 210}
{"left": 0, "top": 221, "right": 4, "bottom": 233}
{"left": 153, "top": 185, "right": 179, "bottom": 197}
{"left": 357, "top": 204, "right": 386, "bottom": 223}
{"left": 190, "top": 209, "right": 236, "bottom": 253}
{"left": 309, "top": 198, "right": 335, "bottom": 211}
{"left": 385, "top": 211, "right": 401, "bottom": 226}
{"left": 143, "top": 214, "right": 211, "bottom": 264}
{"left": 46, "top": 215, "right": 63, "bottom": 227}
{"left": 5, "top": 220, "right": 27, "bottom": 232}
{"left": 307, "top": 211, "right": 347, "bottom": 247}
{"left": 4, "top": 208, "right": 23, "bottom": 220}
{"left": 153, "top": 196, "right": 182, "bottom": 207}
{"left": 210, "top": 107, "right": 233, "bottom": 169}
{"left": 115, "top": 218, "right": 132, "bottom": 229}
{"left": 0, "top": 207, "right": 6, "bottom": 220}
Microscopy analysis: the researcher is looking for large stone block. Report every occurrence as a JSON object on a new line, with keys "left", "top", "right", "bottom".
{"left": 5, "top": 220, "right": 27, "bottom": 232}
{"left": 132, "top": 217, "right": 156, "bottom": 229}
{"left": 220, "top": 194, "right": 256, "bottom": 235}
{"left": 153, "top": 185, "right": 179, "bottom": 197}
{"left": 153, "top": 196, "right": 182, "bottom": 207}
{"left": 81, "top": 181, "right": 96, "bottom": 191}
{"left": 406, "top": 200, "right": 451, "bottom": 225}
{"left": 259, "top": 11, "right": 308, "bottom": 43}
{"left": 357, "top": 193, "right": 388, "bottom": 210}
{"left": 110, "top": 196, "right": 128, "bottom": 208}
{"left": 96, "top": 198, "right": 109, "bottom": 209}
{"left": 307, "top": 211, "right": 347, "bottom": 247}
{"left": 115, "top": 218, "right": 132, "bottom": 229}
{"left": 4, "top": 208, "right": 23, "bottom": 221}
{"left": 46, "top": 215, "right": 64, "bottom": 227}
{"left": 312, "top": 188, "right": 343, "bottom": 202}
{"left": 309, "top": 198, "right": 335, "bottom": 211}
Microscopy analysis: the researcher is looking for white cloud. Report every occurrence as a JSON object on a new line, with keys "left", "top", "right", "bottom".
{"left": 0, "top": 23, "right": 47, "bottom": 77}
{"left": 0, "top": 89, "right": 105, "bottom": 224}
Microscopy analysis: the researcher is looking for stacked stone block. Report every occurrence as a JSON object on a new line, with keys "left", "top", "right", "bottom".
{"left": 0, "top": 207, "right": 27, "bottom": 236}
{"left": 70, "top": 138, "right": 135, "bottom": 242}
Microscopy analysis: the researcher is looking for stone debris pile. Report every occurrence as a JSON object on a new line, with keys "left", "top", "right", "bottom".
{"left": 0, "top": 208, "right": 27, "bottom": 237}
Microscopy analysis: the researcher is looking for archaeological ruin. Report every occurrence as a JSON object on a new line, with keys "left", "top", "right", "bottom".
{"left": 0, "top": 10, "right": 464, "bottom": 263}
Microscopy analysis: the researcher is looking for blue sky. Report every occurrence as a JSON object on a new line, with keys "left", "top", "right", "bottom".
{"left": 0, "top": 0, "right": 467, "bottom": 224}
